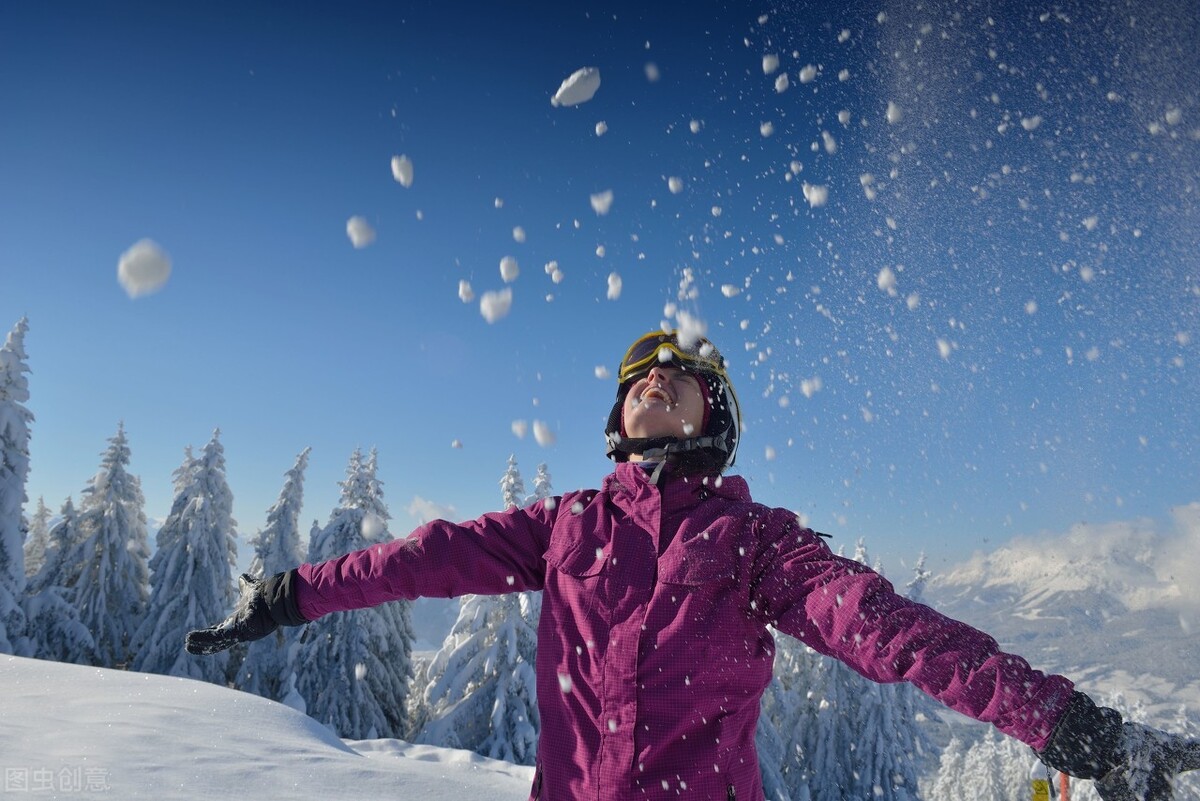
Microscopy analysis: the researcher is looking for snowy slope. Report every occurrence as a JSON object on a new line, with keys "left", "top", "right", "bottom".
{"left": 924, "top": 512, "right": 1200, "bottom": 721}
{"left": 1, "top": 655, "right": 533, "bottom": 800}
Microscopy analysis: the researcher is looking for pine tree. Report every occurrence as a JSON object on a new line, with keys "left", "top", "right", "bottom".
{"left": 923, "top": 735, "right": 968, "bottom": 800}
{"left": 500, "top": 454, "right": 525, "bottom": 509}
{"left": 64, "top": 423, "right": 151, "bottom": 667}
{"left": 904, "top": 552, "right": 931, "bottom": 603}
{"left": 237, "top": 447, "right": 309, "bottom": 702}
{"left": 528, "top": 462, "right": 553, "bottom": 504}
{"left": 23, "top": 496, "right": 51, "bottom": 578}
{"left": 133, "top": 433, "right": 238, "bottom": 683}
{"left": 415, "top": 590, "right": 540, "bottom": 764}
{"left": 295, "top": 448, "right": 414, "bottom": 739}
{"left": 25, "top": 497, "right": 95, "bottom": 664}
{"left": 0, "top": 318, "right": 33, "bottom": 655}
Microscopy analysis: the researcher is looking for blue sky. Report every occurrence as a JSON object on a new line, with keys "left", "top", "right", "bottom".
{"left": 2, "top": 0, "right": 1197, "bottom": 573}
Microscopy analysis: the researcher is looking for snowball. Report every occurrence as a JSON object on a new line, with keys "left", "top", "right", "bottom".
{"left": 906, "top": 293, "right": 920, "bottom": 310}
{"left": 607, "top": 272, "right": 622, "bottom": 300}
{"left": 594, "top": 365, "right": 610, "bottom": 379}
{"left": 512, "top": 420, "right": 528, "bottom": 438}
{"left": 667, "top": 176, "right": 684, "bottom": 194}
{"left": 451, "top": 439, "right": 463, "bottom": 449}
{"left": 838, "top": 69, "right": 850, "bottom": 81}
{"left": 494, "top": 197, "right": 504, "bottom": 208}
{"left": 1021, "top": 115, "right": 1043, "bottom": 131}
{"left": 711, "top": 205, "right": 723, "bottom": 217}
{"left": 354, "top": 663, "right": 367, "bottom": 681}
{"left": 689, "top": 119, "right": 702, "bottom": 134}
{"left": 838, "top": 110, "right": 851, "bottom": 125}
{"left": 1025, "top": 300, "right": 1038, "bottom": 314}
{"left": 802, "top": 183, "right": 829, "bottom": 208}
{"left": 346, "top": 216, "right": 376, "bottom": 248}
{"left": 822, "top": 131, "right": 837, "bottom": 154}
{"left": 390, "top": 155, "right": 414, "bottom": 187}
{"left": 551, "top": 66, "right": 601, "bottom": 107}
{"left": 513, "top": 226, "right": 527, "bottom": 243}
{"left": 937, "top": 339, "right": 952, "bottom": 359}
{"left": 837, "top": 29, "right": 851, "bottom": 43}
{"left": 800, "top": 377, "right": 823, "bottom": 397}
{"left": 759, "top": 121, "right": 775, "bottom": 137}
{"left": 533, "top": 420, "right": 556, "bottom": 446}
{"left": 877, "top": 266, "right": 897, "bottom": 293}
{"left": 1165, "top": 108, "right": 1183, "bottom": 126}
{"left": 798, "top": 65, "right": 818, "bottom": 83}
{"left": 1082, "top": 216, "right": 1099, "bottom": 231}
{"left": 500, "top": 256, "right": 520, "bottom": 283}
{"left": 774, "top": 73, "right": 790, "bottom": 93}
{"left": 595, "top": 244, "right": 606, "bottom": 258}
{"left": 558, "top": 673, "right": 573, "bottom": 693}
{"left": 644, "top": 62, "right": 660, "bottom": 82}
{"left": 762, "top": 53, "right": 780, "bottom": 74}
{"left": 590, "top": 189, "right": 614, "bottom": 215}
{"left": 480, "top": 288, "right": 513, "bottom": 323}
{"left": 117, "top": 239, "right": 172, "bottom": 299}
{"left": 595, "top": 121, "right": 608, "bottom": 136}
{"left": 765, "top": 445, "right": 777, "bottom": 461}
{"left": 886, "top": 101, "right": 903, "bottom": 124}
{"left": 721, "top": 284, "right": 741, "bottom": 297}
{"left": 361, "top": 512, "right": 386, "bottom": 539}
{"left": 458, "top": 280, "right": 475, "bottom": 303}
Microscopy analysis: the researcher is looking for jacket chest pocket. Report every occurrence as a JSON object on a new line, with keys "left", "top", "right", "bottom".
{"left": 658, "top": 534, "right": 737, "bottom": 588}
{"left": 544, "top": 540, "right": 608, "bottom": 580}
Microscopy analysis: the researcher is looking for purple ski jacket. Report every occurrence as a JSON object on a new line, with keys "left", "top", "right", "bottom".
{"left": 294, "top": 461, "right": 1075, "bottom": 801}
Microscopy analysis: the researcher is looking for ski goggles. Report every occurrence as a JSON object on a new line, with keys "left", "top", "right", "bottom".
{"left": 617, "top": 330, "right": 730, "bottom": 385}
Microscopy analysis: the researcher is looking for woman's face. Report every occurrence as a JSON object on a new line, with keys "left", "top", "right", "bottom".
{"left": 621, "top": 364, "right": 707, "bottom": 442}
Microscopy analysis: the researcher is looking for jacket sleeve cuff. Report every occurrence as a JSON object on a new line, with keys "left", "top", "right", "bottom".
{"left": 1038, "top": 691, "right": 1123, "bottom": 779}
{"left": 260, "top": 569, "right": 310, "bottom": 627}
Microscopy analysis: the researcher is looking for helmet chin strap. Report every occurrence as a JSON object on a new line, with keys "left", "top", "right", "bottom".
{"left": 606, "top": 432, "right": 732, "bottom": 483}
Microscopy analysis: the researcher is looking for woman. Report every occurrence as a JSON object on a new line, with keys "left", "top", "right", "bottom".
{"left": 188, "top": 329, "right": 1199, "bottom": 801}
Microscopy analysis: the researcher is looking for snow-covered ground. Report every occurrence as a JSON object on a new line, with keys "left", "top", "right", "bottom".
{"left": 1, "top": 655, "right": 533, "bottom": 799}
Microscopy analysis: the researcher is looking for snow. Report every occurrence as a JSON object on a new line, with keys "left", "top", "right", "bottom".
{"left": 457, "top": 280, "right": 474, "bottom": 303}
{"left": 590, "top": 189, "right": 614, "bottom": 215}
{"left": 345, "top": 216, "right": 375, "bottom": 248}
{"left": 762, "top": 54, "right": 779, "bottom": 74}
{"left": 802, "top": 183, "right": 829, "bottom": 208}
{"left": 759, "top": 121, "right": 774, "bottom": 137}
{"left": 644, "top": 63, "right": 660, "bottom": 82}
{"left": 550, "top": 66, "right": 600, "bottom": 107}
{"left": 499, "top": 256, "right": 519, "bottom": 283}
{"left": 798, "top": 65, "right": 817, "bottom": 83}
{"left": 667, "top": 176, "right": 684, "bottom": 194}
{"left": 886, "top": 101, "right": 903, "bottom": 124}
{"left": 391, "top": 155, "right": 414, "bottom": 187}
{"left": 117, "top": 239, "right": 171, "bottom": 299}
{"left": 532, "top": 420, "right": 555, "bottom": 447}
{"left": 774, "top": 73, "right": 789, "bottom": 93}
{"left": 0, "top": 655, "right": 533, "bottom": 800}
{"left": 479, "top": 289, "right": 512, "bottom": 323}
{"left": 512, "top": 226, "right": 526, "bottom": 243}
{"left": 606, "top": 272, "right": 622, "bottom": 300}
{"left": 594, "top": 120, "right": 607, "bottom": 136}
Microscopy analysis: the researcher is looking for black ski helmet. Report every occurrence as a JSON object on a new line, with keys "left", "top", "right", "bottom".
{"left": 604, "top": 330, "right": 742, "bottom": 474}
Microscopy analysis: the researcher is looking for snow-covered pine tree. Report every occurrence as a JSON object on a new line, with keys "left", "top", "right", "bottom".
{"left": 24, "top": 497, "right": 95, "bottom": 664}
{"left": 63, "top": 422, "right": 151, "bottom": 667}
{"left": 528, "top": 462, "right": 553, "bottom": 504}
{"left": 133, "top": 433, "right": 238, "bottom": 683}
{"left": 756, "top": 674, "right": 793, "bottom": 801}
{"left": 904, "top": 552, "right": 931, "bottom": 603}
{"left": 960, "top": 729, "right": 1009, "bottom": 801}
{"left": 761, "top": 630, "right": 818, "bottom": 801}
{"left": 923, "top": 735, "right": 968, "bottom": 800}
{"left": 295, "top": 448, "right": 414, "bottom": 740}
{"left": 23, "top": 496, "right": 51, "bottom": 578}
{"left": 237, "top": 447, "right": 310, "bottom": 702}
{"left": 0, "top": 318, "right": 33, "bottom": 655}
{"left": 500, "top": 454, "right": 525, "bottom": 510}
{"left": 415, "top": 589, "right": 540, "bottom": 764}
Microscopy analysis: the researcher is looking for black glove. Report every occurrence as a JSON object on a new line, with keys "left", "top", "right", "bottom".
{"left": 1040, "top": 692, "right": 1200, "bottom": 800}
{"left": 185, "top": 571, "right": 307, "bottom": 655}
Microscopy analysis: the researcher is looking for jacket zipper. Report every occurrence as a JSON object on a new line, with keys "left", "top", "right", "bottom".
{"left": 532, "top": 766, "right": 543, "bottom": 800}
{"left": 727, "top": 784, "right": 735, "bottom": 801}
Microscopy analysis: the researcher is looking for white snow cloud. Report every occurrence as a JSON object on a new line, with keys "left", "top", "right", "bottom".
{"left": 390, "top": 155, "right": 414, "bottom": 187}
{"left": 117, "top": 239, "right": 172, "bottom": 299}
{"left": 551, "top": 67, "right": 601, "bottom": 107}
{"left": 590, "top": 190, "right": 614, "bottom": 215}
{"left": 407, "top": 495, "right": 458, "bottom": 525}
{"left": 479, "top": 288, "right": 512, "bottom": 323}
{"left": 346, "top": 216, "right": 376, "bottom": 249}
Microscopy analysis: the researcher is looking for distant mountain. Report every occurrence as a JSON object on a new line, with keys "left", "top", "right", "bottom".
{"left": 923, "top": 510, "right": 1200, "bottom": 724}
